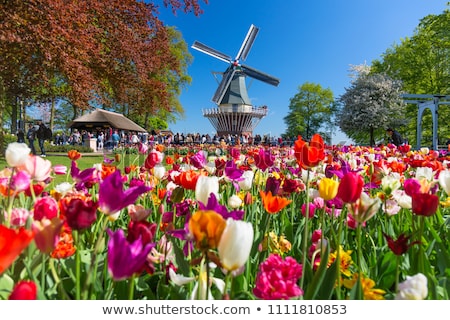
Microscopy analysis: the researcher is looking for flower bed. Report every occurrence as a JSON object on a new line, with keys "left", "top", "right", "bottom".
{"left": 1, "top": 136, "right": 449, "bottom": 300}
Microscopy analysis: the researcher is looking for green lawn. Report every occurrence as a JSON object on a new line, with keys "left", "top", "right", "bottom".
{"left": 0, "top": 152, "right": 146, "bottom": 185}
{"left": 0, "top": 154, "right": 106, "bottom": 185}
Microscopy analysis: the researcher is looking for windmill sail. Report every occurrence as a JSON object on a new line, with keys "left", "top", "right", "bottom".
{"left": 191, "top": 41, "right": 232, "bottom": 63}
{"left": 212, "top": 68, "right": 236, "bottom": 104}
{"left": 241, "top": 64, "right": 280, "bottom": 87}
{"left": 235, "top": 24, "right": 259, "bottom": 62}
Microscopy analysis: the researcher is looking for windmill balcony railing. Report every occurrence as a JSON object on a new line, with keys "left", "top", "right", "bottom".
{"left": 202, "top": 105, "right": 268, "bottom": 116}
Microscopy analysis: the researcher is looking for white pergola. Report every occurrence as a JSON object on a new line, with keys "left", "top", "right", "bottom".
{"left": 402, "top": 94, "right": 450, "bottom": 150}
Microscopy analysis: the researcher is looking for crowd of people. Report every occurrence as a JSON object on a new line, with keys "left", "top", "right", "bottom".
{"left": 47, "top": 128, "right": 293, "bottom": 150}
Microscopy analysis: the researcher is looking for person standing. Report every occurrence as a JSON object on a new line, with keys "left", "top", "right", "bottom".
{"left": 36, "top": 120, "right": 47, "bottom": 157}
{"left": 26, "top": 123, "right": 37, "bottom": 155}
{"left": 17, "top": 129, "right": 25, "bottom": 143}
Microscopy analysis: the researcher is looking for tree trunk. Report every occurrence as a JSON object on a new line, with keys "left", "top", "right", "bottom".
{"left": 50, "top": 96, "right": 55, "bottom": 130}
{"left": 369, "top": 126, "right": 375, "bottom": 146}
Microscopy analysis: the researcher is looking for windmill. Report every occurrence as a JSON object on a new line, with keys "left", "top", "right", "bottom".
{"left": 192, "top": 24, "right": 280, "bottom": 137}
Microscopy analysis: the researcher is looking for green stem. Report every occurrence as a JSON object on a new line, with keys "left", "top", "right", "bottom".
{"left": 49, "top": 258, "right": 71, "bottom": 299}
{"left": 356, "top": 223, "right": 363, "bottom": 300}
{"left": 83, "top": 215, "right": 108, "bottom": 299}
{"left": 74, "top": 230, "right": 81, "bottom": 300}
{"left": 299, "top": 170, "right": 310, "bottom": 294}
{"left": 417, "top": 216, "right": 425, "bottom": 274}
{"left": 395, "top": 255, "right": 400, "bottom": 293}
{"left": 128, "top": 274, "right": 136, "bottom": 300}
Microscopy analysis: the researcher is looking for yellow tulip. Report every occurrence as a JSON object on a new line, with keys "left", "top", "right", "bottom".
{"left": 318, "top": 178, "right": 339, "bottom": 201}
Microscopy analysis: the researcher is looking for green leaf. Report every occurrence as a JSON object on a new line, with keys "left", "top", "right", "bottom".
{"left": 303, "top": 242, "right": 330, "bottom": 300}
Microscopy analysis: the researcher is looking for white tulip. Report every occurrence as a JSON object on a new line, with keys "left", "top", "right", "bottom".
{"left": 227, "top": 194, "right": 242, "bottom": 209}
{"left": 438, "top": 169, "right": 450, "bottom": 196}
{"left": 218, "top": 218, "right": 254, "bottom": 272}
{"left": 238, "top": 170, "right": 254, "bottom": 191}
{"left": 153, "top": 164, "right": 166, "bottom": 179}
{"left": 5, "top": 142, "right": 30, "bottom": 167}
{"left": 195, "top": 175, "right": 219, "bottom": 205}
{"left": 395, "top": 273, "right": 428, "bottom": 300}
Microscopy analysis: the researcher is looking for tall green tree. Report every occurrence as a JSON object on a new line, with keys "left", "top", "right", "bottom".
{"left": 371, "top": 7, "right": 450, "bottom": 146}
{"left": 283, "top": 82, "right": 335, "bottom": 143}
{"left": 337, "top": 65, "right": 406, "bottom": 146}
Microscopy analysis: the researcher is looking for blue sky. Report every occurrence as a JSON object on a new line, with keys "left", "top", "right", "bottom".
{"left": 157, "top": 1, "right": 447, "bottom": 144}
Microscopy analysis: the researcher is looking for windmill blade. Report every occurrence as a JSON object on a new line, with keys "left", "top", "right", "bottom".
{"left": 241, "top": 64, "right": 280, "bottom": 87}
{"left": 235, "top": 24, "right": 259, "bottom": 62}
{"left": 191, "top": 41, "right": 232, "bottom": 63}
{"left": 212, "top": 69, "right": 236, "bottom": 104}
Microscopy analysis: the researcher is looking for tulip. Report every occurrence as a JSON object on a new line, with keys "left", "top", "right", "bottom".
{"left": 381, "top": 174, "right": 401, "bottom": 196}
{"left": 195, "top": 175, "right": 219, "bottom": 206}
{"left": 32, "top": 217, "right": 64, "bottom": 254}
{"left": 189, "top": 210, "right": 226, "bottom": 250}
{"left": 98, "top": 170, "right": 151, "bottom": 216}
{"left": 153, "top": 164, "right": 166, "bottom": 179}
{"left": 52, "top": 164, "right": 67, "bottom": 175}
{"left": 301, "top": 203, "right": 316, "bottom": 218}
{"left": 0, "top": 225, "right": 35, "bottom": 274}
{"left": 347, "top": 192, "right": 382, "bottom": 223}
{"left": 144, "top": 149, "right": 163, "bottom": 169}
{"left": 253, "top": 254, "right": 303, "bottom": 300}
{"left": 383, "top": 233, "right": 419, "bottom": 256}
{"left": 7, "top": 208, "right": 30, "bottom": 227}
{"left": 253, "top": 148, "right": 275, "bottom": 171}
{"left": 318, "top": 177, "right": 339, "bottom": 201}
{"left": 438, "top": 169, "right": 450, "bottom": 196}
{"left": 238, "top": 170, "right": 254, "bottom": 191}
{"left": 33, "top": 196, "right": 59, "bottom": 221}
{"left": 337, "top": 172, "right": 364, "bottom": 203}
{"left": 5, "top": 142, "right": 31, "bottom": 167}
{"left": 293, "top": 134, "right": 325, "bottom": 169}
{"left": 19, "top": 155, "right": 52, "bottom": 182}
{"left": 411, "top": 192, "right": 439, "bottom": 217}
{"left": 10, "top": 170, "right": 31, "bottom": 192}
{"left": 60, "top": 197, "right": 98, "bottom": 230}
{"left": 260, "top": 190, "right": 292, "bottom": 214}
{"left": 395, "top": 273, "right": 428, "bottom": 300}
{"left": 107, "top": 228, "right": 154, "bottom": 281}
{"left": 68, "top": 150, "right": 82, "bottom": 160}
{"left": 218, "top": 218, "right": 254, "bottom": 272}
{"left": 190, "top": 150, "right": 207, "bottom": 169}
{"left": 8, "top": 280, "right": 37, "bottom": 300}
{"left": 227, "top": 194, "right": 242, "bottom": 209}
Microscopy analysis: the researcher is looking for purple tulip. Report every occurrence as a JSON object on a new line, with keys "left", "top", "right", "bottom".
{"left": 107, "top": 228, "right": 154, "bottom": 281}
{"left": 99, "top": 170, "right": 151, "bottom": 215}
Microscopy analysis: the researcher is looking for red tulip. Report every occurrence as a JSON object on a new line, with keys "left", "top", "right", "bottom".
{"left": 0, "top": 225, "right": 35, "bottom": 274}
{"left": 8, "top": 280, "right": 37, "bottom": 300}
{"left": 411, "top": 193, "right": 439, "bottom": 217}
{"left": 337, "top": 172, "right": 364, "bottom": 203}
{"left": 294, "top": 134, "right": 325, "bottom": 169}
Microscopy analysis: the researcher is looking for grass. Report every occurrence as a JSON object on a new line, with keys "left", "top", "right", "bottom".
{"left": 0, "top": 151, "right": 147, "bottom": 185}
{"left": 0, "top": 154, "right": 106, "bottom": 185}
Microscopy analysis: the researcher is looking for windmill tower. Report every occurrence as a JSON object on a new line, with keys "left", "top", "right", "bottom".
{"left": 192, "top": 24, "right": 280, "bottom": 137}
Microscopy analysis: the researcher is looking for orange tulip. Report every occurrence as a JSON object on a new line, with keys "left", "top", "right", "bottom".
{"left": 67, "top": 150, "right": 81, "bottom": 161}
{"left": 294, "top": 134, "right": 325, "bottom": 169}
{"left": 189, "top": 210, "right": 226, "bottom": 250}
{"left": 260, "top": 190, "right": 292, "bottom": 214}
{"left": 176, "top": 170, "right": 202, "bottom": 190}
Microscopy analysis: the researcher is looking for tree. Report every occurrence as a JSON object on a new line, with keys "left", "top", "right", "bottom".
{"left": 337, "top": 65, "right": 406, "bottom": 146}
{"left": 0, "top": 0, "right": 206, "bottom": 153}
{"left": 371, "top": 7, "right": 450, "bottom": 146}
{"left": 284, "top": 82, "right": 335, "bottom": 143}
